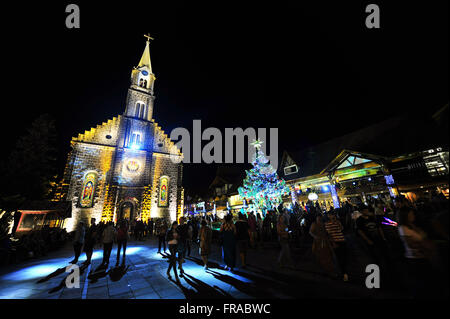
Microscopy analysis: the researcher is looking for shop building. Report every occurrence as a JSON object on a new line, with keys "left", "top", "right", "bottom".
{"left": 279, "top": 109, "right": 449, "bottom": 207}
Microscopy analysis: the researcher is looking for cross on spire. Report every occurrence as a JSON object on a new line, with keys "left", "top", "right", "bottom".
{"left": 144, "top": 33, "right": 154, "bottom": 42}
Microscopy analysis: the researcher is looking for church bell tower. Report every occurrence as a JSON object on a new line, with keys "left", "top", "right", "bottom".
{"left": 124, "top": 34, "right": 156, "bottom": 121}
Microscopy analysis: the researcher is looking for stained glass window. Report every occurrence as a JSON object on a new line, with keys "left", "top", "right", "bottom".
{"left": 80, "top": 172, "right": 97, "bottom": 208}
{"left": 158, "top": 176, "right": 169, "bottom": 207}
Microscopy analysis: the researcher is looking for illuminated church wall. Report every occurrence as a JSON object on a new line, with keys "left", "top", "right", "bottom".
{"left": 150, "top": 153, "right": 181, "bottom": 222}
{"left": 64, "top": 143, "right": 116, "bottom": 232}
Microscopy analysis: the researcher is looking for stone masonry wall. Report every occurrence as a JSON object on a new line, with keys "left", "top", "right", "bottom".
{"left": 150, "top": 153, "right": 182, "bottom": 222}
{"left": 65, "top": 143, "right": 115, "bottom": 232}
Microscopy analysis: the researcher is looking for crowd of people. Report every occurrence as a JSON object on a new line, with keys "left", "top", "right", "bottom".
{"left": 69, "top": 218, "right": 131, "bottom": 268}
{"left": 68, "top": 216, "right": 203, "bottom": 270}
{"left": 1, "top": 191, "right": 448, "bottom": 298}
{"left": 161, "top": 191, "right": 448, "bottom": 297}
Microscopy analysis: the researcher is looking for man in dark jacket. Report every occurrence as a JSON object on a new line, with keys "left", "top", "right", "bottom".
{"left": 83, "top": 218, "right": 98, "bottom": 265}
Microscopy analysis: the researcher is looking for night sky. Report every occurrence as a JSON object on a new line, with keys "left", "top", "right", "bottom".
{"left": 2, "top": 1, "right": 448, "bottom": 194}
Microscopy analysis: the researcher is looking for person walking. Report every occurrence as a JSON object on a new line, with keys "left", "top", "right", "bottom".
{"left": 199, "top": 219, "right": 212, "bottom": 269}
{"left": 70, "top": 221, "right": 85, "bottom": 264}
{"left": 186, "top": 219, "right": 193, "bottom": 257}
{"left": 82, "top": 218, "right": 97, "bottom": 265}
{"left": 325, "top": 212, "right": 349, "bottom": 281}
{"left": 309, "top": 215, "right": 334, "bottom": 275}
{"left": 256, "top": 213, "right": 263, "bottom": 246}
{"left": 192, "top": 217, "right": 199, "bottom": 244}
{"left": 235, "top": 213, "right": 251, "bottom": 268}
{"left": 157, "top": 220, "right": 168, "bottom": 254}
{"left": 116, "top": 219, "right": 129, "bottom": 267}
{"left": 263, "top": 211, "right": 272, "bottom": 241}
{"left": 148, "top": 219, "right": 154, "bottom": 237}
{"left": 135, "top": 220, "right": 143, "bottom": 241}
{"left": 130, "top": 219, "right": 136, "bottom": 240}
{"left": 247, "top": 212, "right": 257, "bottom": 248}
{"left": 281, "top": 208, "right": 290, "bottom": 226}
{"left": 220, "top": 214, "right": 236, "bottom": 271}
{"left": 271, "top": 212, "right": 278, "bottom": 240}
{"left": 356, "top": 205, "right": 387, "bottom": 266}
{"left": 277, "top": 215, "right": 294, "bottom": 268}
{"left": 166, "top": 221, "right": 179, "bottom": 280}
{"left": 176, "top": 217, "right": 189, "bottom": 277}
{"left": 143, "top": 221, "right": 148, "bottom": 238}
{"left": 101, "top": 221, "right": 116, "bottom": 267}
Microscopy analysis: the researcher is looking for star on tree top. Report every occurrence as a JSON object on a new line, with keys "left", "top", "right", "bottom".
{"left": 251, "top": 139, "right": 264, "bottom": 150}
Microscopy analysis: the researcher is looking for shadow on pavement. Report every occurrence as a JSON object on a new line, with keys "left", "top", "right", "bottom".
{"left": 109, "top": 264, "right": 130, "bottom": 282}
{"left": 182, "top": 273, "right": 234, "bottom": 299}
{"left": 88, "top": 264, "right": 110, "bottom": 283}
{"left": 185, "top": 256, "right": 226, "bottom": 270}
{"left": 169, "top": 272, "right": 234, "bottom": 299}
{"left": 48, "top": 263, "right": 89, "bottom": 294}
{"left": 205, "top": 269, "right": 266, "bottom": 298}
{"left": 159, "top": 252, "right": 170, "bottom": 259}
{"left": 36, "top": 266, "right": 67, "bottom": 284}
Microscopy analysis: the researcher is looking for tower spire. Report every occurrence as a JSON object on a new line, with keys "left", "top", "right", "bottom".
{"left": 137, "top": 34, "right": 153, "bottom": 72}
{"left": 125, "top": 35, "right": 156, "bottom": 120}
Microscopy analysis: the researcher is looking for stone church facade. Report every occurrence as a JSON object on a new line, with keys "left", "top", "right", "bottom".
{"left": 59, "top": 39, "right": 183, "bottom": 232}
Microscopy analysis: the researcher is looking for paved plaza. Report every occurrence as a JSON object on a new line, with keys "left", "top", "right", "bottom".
{"left": 0, "top": 237, "right": 408, "bottom": 299}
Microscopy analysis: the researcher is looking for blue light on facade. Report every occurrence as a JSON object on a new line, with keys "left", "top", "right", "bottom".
{"left": 330, "top": 184, "right": 340, "bottom": 208}
{"left": 384, "top": 174, "right": 395, "bottom": 185}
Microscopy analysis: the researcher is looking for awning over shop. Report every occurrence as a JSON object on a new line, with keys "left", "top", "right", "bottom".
{"left": 16, "top": 201, "right": 72, "bottom": 232}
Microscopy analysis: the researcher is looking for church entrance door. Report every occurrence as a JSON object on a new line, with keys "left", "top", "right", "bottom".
{"left": 119, "top": 202, "right": 134, "bottom": 221}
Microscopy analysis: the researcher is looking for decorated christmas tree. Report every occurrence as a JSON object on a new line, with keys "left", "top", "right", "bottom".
{"left": 238, "top": 139, "right": 290, "bottom": 215}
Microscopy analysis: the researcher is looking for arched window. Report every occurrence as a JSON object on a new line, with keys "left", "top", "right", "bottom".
{"left": 135, "top": 103, "right": 141, "bottom": 117}
{"left": 144, "top": 104, "right": 149, "bottom": 119}
{"left": 80, "top": 172, "right": 98, "bottom": 208}
{"left": 135, "top": 102, "right": 145, "bottom": 118}
{"left": 143, "top": 79, "right": 148, "bottom": 88}
{"left": 139, "top": 79, "right": 144, "bottom": 87}
{"left": 131, "top": 132, "right": 141, "bottom": 146}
